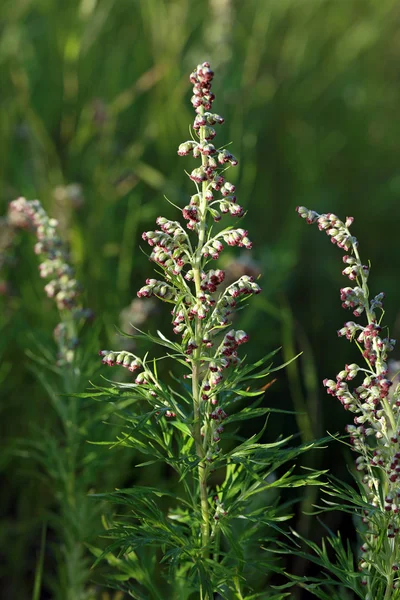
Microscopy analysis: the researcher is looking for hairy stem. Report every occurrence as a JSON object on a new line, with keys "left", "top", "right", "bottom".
{"left": 62, "top": 367, "right": 88, "bottom": 600}
{"left": 191, "top": 107, "right": 210, "bottom": 559}
{"left": 383, "top": 573, "right": 394, "bottom": 600}
{"left": 351, "top": 238, "right": 396, "bottom": 434}
{"left": 191, "top": 357, "right": 209, "bottom": 554}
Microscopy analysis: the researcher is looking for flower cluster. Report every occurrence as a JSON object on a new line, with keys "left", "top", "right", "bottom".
{"left": 203, "top": 407, "right": 228, "bottom": 462}
{"left": 212, "top": 494, "right": 228, "bottom": 520}
{"left": 297, "top": 206, "right": 400, "bottom": 587}
{"left": 99, "top": 349, "right": 142, "bottom": 373}
{"left": 100, "top": 62, "right": 262, "bottom": 461}
{"left": 8, "top": 197, "right": 91, "bottom": 365}
{"left": 98, "top": 349, "right": 177, "bottom": 417}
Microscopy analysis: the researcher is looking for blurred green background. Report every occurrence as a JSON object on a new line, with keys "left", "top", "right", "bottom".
{"left": 1, "top": 0, "right": 400, "bottom": 598}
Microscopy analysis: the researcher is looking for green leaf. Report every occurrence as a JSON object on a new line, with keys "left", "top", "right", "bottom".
{"left": 32, "top": 524, "right": 46, "bottom": 600}
{"left": 170, "top": 420, "right": 192, "bottom": 436}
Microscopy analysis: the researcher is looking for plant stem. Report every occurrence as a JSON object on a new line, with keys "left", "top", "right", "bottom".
{"left": 191, "top": 107, "right": 210, "bottom": 560}
{"left": 384, "top": 573, "right": 394, "bottom": 600}
{"left": 61, "top": 364, "right": 89, "bottom": 600}
{"left": 192, "top": 358, "right": 209, "bottom": 553}
{"left": 350, "top": 227, "right": 399, "bottom": 584}
{"left": 352, "top": 238, "right": 397, "bottom": 433}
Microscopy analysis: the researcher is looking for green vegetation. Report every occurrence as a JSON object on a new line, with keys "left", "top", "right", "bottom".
{"left": 1, "top": 1, "right": 400, "bottom": 598}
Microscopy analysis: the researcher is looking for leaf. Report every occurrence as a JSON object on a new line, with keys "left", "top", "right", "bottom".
{"left": 223, "top": 406, "right": 271, "bottom": 424}
{"left": 170, "top": 421, "right": 192, "bottom": 436}
{"left": 126, "top": 326, "right": 182, "bottom": 353}
{"left": 156, "top": 329, "right": 176, "bottom": 347}
{"left": 32, "top": 524, "right": 46, "bottom": 600}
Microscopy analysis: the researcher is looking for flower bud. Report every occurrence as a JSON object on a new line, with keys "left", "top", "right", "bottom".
{"left": 189, "top": 167, "right": 207, "bottom": 183}
{"left": 129, "top": 359, "right": 141, "bottom": 372}
{"left": 104, "top": 352, "right": 115, "bottom": 366}
{"left": 177, "top": 141, "right": 196, "bottom": 156}
{"left": 135, "top": 372, "right": 147, "bottom": 384}
{"left": 235, "top": 330, "right": 249, "bottom": 345}
{"left": 209, "top": 208, "right": 221, "bottom": 222}
{"left": 296, "top": 206, "right": 318, "bottom": 224}
{"left": 202, "top": 126, "right": 216, "bottom": 140}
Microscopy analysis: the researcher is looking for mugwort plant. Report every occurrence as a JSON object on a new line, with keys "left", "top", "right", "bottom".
{"left": 91, "top": 65, "right": 324, "bottom": 599}
{"left": 8, "top": 197, "right": 91, "bottom": 365}
{"left": 6, "top": 198, "right": 117, "bottom": 600}
{"left": 294, "top": 207, "right": 400, "bottom": 600}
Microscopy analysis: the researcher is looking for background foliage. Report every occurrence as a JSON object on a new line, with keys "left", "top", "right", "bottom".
{"left": 1, "top": 0, "right": 400, "bottom": 598}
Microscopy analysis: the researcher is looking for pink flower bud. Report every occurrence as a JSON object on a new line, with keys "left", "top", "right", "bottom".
{"left": 235, "top": 330, "right": 249, "bottom": 345}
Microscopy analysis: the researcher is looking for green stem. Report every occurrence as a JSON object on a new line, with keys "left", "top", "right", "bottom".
{"left": 192, "top": 358, "right": 209, "bottom": 554}
{"left": 350, "top": 228, "right": 399, "bottom": 585}
{"left": 191, "top": 108, "right": 211, "bottom": 564}
{"left": 383, "top": 573, "right": 394, "bottom": 600}
{"left": 60, "top": 356, "right": 88, "bottom": 600}
{"left": 352, "top": 238, "right": 396, "bottom": 432}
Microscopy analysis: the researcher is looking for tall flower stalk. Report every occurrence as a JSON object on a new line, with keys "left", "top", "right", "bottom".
{"left": 183, "top": 62, "right": 249, "bottom": 556}
{"left": 8, "top": 197, "right": 91, "bottom": 366}
{"left": 93, "top": 65, "right": 323, "bottom": 599}
{"left": 295, "top": 206, "right": 400, "bottom": 599}
{"left": 7, "top": 198, "right": 111, "bottom": 600}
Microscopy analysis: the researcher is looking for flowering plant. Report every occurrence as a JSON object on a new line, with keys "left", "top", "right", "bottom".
{"left": 89, "top": 65, "right": 324, "bottom": 599}
{"left": 5, "top": 198, "right": 119, "bottom": 599}
{"left": 8, "top": 197, "right": 91, "bottom": 365}
{"left": 291, "top": 207, "right": 400, "bottom": 600}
